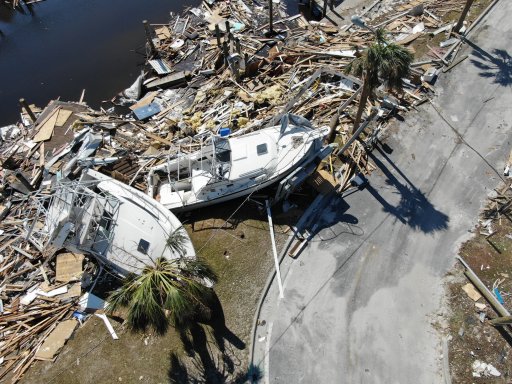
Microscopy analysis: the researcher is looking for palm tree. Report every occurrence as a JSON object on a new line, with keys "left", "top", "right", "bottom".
{"left": 106, "top": 244, "right": 217, "bottom": 333}
{"left": 345, "top": 28, "right": 413, "bottom": 134}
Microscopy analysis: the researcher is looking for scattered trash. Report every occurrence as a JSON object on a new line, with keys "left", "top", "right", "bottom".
{"left": 462, "top": 283, "right": 483, "bottom": 302}
{"left": 493, "top": 287, "right": 505, "bottom": 305}
{"left": 472, "top": 360, "right": 501, "bottom": 377}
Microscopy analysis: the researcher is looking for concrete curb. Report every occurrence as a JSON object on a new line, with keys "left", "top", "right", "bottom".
{"left": 248, "top": 191, "right": 334, "bottom": 378}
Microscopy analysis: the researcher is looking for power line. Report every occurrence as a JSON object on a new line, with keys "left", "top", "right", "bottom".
{"left": 428, "top": 99, "right": 506, "bottom": 183}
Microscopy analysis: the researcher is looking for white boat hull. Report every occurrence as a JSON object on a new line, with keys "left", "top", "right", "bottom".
{"left": 148, "top": 118, "right": 329, "bottom": 213}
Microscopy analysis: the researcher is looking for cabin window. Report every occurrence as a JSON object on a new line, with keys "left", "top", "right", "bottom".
{"left": 137, "top": 239, "right": 150, "bottom": 254}
{"left": 257, "top": 143, "right": 268, "bottom": 155}
{"left": 99, "top": 210, "right": 114, "bottom": 232}
{"left": 214, "top": 137, "right": 231, "bottom": 163}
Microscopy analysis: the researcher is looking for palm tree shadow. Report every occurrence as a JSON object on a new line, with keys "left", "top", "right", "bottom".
{"left": 203, "top": 292, "right": 246, "bottom": 352}
{"left": 170, "top": 291, "right": 247, "bottom": 383}
{"left": 366, "top": 146, "right": 449, "bottom": 233}
{"left": 168, "top": 351, "right": 262, "bottom": 384}
{"left": 465, "top": 38, "right": 512, "bottom": 86}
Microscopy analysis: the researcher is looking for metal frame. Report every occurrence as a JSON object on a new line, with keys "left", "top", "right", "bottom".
{"left": 26, "top": 179, "right": 120, "bottom": 256}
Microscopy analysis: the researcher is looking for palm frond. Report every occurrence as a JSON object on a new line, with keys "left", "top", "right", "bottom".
{"left": 166, "top": 226, "right": 188, "bottom": 257}
{"left": 105, "top": 273, "right": 137, "bottom": 313}
{"left": 182, "top": 257, "right": 218, "bottom": 283}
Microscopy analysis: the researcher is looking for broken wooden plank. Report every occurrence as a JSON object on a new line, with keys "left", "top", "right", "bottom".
{"left": 145, "top": 71, "right": 187, "bottom": 89}
{"left": 33, "top": 107, "right": 60, "bottom": 142}
{"left": 55, "top": 109, "right": 73, "bottom": 127}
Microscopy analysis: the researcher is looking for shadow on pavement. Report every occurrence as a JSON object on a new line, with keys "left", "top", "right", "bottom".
{"left": 308, "top": 197, "right": 365, "bottom": 244}
{"left": 465, "top": 38, "right": 512, "bottom": 86}
{"left": 366, "top": 145, "right": 449, "bottom": 233}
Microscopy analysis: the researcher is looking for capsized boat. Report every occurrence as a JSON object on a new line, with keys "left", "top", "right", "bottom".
{"left": 29, "top": 169, "right": 195, "bottom": 276}
{"left": 146, "top": 114, "right": 329, "bottom": 211}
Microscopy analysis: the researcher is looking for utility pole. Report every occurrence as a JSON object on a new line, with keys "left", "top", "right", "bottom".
{"left": 143, "top": 20, "right": 156, "bottom": 54}
{"left": 454, "top": 0, "right": 475, "bottom": 33}
{"left": 268, "top": 0, "right": 273, "bottom": 35}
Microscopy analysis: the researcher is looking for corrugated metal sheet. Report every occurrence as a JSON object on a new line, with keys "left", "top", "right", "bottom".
{"left": 148, "top": 59, "right": 171, "bottom": 75}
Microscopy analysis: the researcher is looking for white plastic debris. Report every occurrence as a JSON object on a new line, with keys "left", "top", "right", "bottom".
{"left": 122, "top": 71, "right": 144, "bottom": 101}
{"left": 95, "top": 313, "right": 119, "bottom": 340}
{"left": 0, "top": 125, "right": 21, "bottom": 141}
{"left": 472, "top": 360, "right": 501, "bottom": 377}
{"left": 411, "top": 22, "right": 425, "bottom": 34}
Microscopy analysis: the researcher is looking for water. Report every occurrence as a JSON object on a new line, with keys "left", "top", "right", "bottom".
{"left": 0, "top": 0, "right": 300, "bottom": 127}
{"left": 0, "top": 0, "right": 199, "bottom": 126}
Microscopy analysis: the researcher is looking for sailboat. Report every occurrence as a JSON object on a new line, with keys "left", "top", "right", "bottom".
{"left": 30, "top": 169, "right": 195, "bottom": 276}
{"left": 147, "top": 114, "right": 328, "bottom": 211}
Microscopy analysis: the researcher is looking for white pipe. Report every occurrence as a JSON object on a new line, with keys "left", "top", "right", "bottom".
{"left": 266, "top": 200, "right": 284, "bottom": 299}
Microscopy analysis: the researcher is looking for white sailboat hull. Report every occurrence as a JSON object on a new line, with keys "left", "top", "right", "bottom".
{"left": 148, "top": 119, "right": 329, "bottom": 212}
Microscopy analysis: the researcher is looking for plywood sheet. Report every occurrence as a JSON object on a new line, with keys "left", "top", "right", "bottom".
{"left": 55, "top": 109, "right": 73, "bottom": 127}
{"left": 33, "top": 107, "right": 60, "bottom": 142}
{"left": 55, "top": 252, "right": 84, "bottom": 283}
{"left": 462, "top": 283, "right": 482, "bottom": 302}
{"left": 35, "top": 319, "right": 78, "bottom": 361}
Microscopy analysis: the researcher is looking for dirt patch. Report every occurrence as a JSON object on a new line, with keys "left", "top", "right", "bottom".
{"left": 445, "top": 183, "right": 512, "bottom": 383}
{"left": 20, "top": 195, "right": 307, "bottom": 384}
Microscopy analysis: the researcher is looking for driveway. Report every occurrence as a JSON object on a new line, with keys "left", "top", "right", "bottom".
{"left": 254, "top": 1, "right": 512, "bottom": 383}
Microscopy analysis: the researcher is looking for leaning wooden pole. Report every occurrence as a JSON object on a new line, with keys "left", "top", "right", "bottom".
{"left": 456, "top": 256, "right": 510, "bottom": 317}
{"left": 326, "top": 87, "right": 362, "bottom": 144}
{"left": 19, "top": 98, "right": 36, "bottom": 123}
{"left": 352, "top": 73, "right": 370, "bottom": 134}
{"left": 454, "top": 0, "right": 475, "bottom": 33}
{"left": 143, "top": 20, "right": 156, "bottom": 54}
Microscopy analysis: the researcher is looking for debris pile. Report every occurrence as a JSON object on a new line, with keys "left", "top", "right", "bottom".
{"left": 0, "top": 196, "right": 93, "bottom": 381}
{"left": 447, "top": 178, "right": 512, "bottom": 382}
{"left": 0, "top": 0, "right": 488, "bottom": 380}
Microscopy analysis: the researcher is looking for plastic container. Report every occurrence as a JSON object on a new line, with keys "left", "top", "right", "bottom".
{"left": 219, "top": 127, "right": 231, "bottom": 137}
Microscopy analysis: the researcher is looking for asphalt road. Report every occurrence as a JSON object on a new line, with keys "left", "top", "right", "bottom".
{"left": 254, "top": 2, "right": 512, "bottom": 383}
